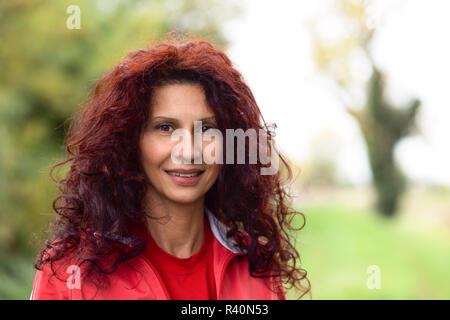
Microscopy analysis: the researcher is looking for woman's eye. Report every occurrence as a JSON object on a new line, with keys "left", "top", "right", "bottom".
{"left": 154, "top": 124, "right": 215, "bottom": 134}
{"left": 202, "top": 125, "right": 217, "bottom": 133}
{"left": 156, "top": 124, "right": 174, "bottom": 133}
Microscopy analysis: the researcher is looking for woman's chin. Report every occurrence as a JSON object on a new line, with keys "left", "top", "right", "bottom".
{"left": 165, "top": 191, "right": 203, "bottom": 205}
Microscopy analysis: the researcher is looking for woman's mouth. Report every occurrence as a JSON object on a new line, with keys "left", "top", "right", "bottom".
{"left": 165, "top": 170, "right": 205, "bottom": 186}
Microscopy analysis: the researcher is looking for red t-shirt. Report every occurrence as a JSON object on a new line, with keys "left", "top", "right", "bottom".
{"left": 143, "top": 217, "right": 217, "bottom": 300}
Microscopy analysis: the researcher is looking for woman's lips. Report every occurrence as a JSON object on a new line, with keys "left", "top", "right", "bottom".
{"left": 165, "top": 170, "right": 204, "bottom": 186}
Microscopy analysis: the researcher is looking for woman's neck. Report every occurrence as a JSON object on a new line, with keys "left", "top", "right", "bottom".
{"left": 142, "top": 191, "right": 206, "bottom": 259}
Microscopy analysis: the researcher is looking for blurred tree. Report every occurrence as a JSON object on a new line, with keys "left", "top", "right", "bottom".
{"left": 0, "top": 0, "right": 239, "bottom": 255}
{"left": 307, "top": 0, "right": 420, "bottom": 217}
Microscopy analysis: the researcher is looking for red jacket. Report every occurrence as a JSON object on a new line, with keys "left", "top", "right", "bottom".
{"left": 30, "top": 208, "right": 286, "bottom": 300}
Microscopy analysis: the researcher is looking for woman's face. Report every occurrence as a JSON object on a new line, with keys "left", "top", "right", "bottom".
{"left": 139, "top": 83, "right": 220, "bottom": 205}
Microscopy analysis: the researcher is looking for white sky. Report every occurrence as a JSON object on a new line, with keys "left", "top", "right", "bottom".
{"left": 223, "top": 0, "right": 450, "bottom": 186}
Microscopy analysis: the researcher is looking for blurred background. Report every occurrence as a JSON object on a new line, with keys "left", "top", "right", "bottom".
{"left": 0, "top": 0, "right": 448, "bottom": 299}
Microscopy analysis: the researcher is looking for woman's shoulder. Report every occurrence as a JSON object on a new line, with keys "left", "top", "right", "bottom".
{"left": 31, "top": 244, "right": 82, "bottom": 300}
{"left": 31, "top": 234, "right": 144, "bottom": 300}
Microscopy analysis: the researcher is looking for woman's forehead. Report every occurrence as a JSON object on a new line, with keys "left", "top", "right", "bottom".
{"left": 149, "top": 83, "right": 215, "bottom": 119}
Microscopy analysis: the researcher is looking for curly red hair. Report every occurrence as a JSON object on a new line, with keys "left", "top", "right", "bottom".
{"left": 34, "top": 36, "right": 311, "bottom": 299}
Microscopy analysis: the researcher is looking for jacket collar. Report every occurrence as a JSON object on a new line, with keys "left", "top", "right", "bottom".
{"left": 205, "top": 207, "right": 247, "bottom": 255}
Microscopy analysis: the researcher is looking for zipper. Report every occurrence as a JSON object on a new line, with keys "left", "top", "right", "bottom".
{"left": 139, "top": 256, "right": 172, "bottom": 300}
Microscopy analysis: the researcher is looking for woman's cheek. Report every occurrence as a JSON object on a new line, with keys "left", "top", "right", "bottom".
{"left": 140, "top": 135, "right": 170, "bottom": 165}
{"left": 207, "top": 164, "right": 220, "bottom": 183}
{"left": 202, "top": 137, "right": 222, "bottom": 165}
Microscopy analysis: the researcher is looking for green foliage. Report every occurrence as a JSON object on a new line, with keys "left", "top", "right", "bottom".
{"left": 0, "top": 0, "right": 236, "bottom": 257}
{"left": 0, "top": 251, "right": 36, "bottom": 300}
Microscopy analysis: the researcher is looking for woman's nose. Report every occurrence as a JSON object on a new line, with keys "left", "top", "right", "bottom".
{"left": 171, "top": 128, "right": 203, "bottom": 165}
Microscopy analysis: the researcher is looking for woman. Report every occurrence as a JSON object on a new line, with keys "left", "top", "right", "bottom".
{"left": 30, "top": 38, "right": 310, "bottom": 300}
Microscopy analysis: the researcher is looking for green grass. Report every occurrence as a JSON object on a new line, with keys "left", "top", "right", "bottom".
{"left": 286, "top": 204, "right": 450, "bottom": 299}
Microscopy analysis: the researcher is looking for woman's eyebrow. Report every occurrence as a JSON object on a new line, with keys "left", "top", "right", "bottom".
{"left": 152, "top": 116, "right": 216, "bottom": 121}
